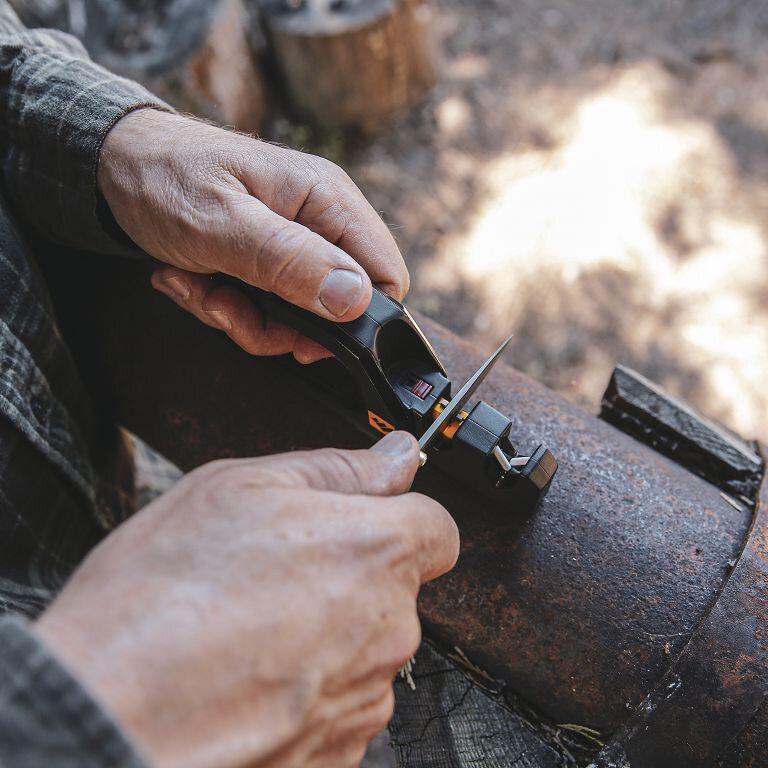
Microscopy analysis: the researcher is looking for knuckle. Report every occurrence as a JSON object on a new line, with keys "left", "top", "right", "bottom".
{"left": 396, "top": 268, "right": 411, "bottom": 300}
{"left": 308, "top": 153, "right": 347, "bottom": 182}
{"left": 189, "top": 457, "right": 238, "bottom": 485}
{"left": 182, "top": 459, "right": 250, "bottom": 504}
{"left": 341, "top": 683, "right": 395, "bottom": 749}
{"left": 380, "top": 685, "right": 396, "bottom": 721}
{"left": 236, "top": 335, "right": 267, "bottom": 356}
{"left": 282, "top": 151, "right": 326, "bottom": 194}
{"left": 190, "top": 459, "right": 285, "bottom": 503}
{"left": 255, "top": 224, "right": 309, "bottom": 289}
{"left": 337, "top": 745, "right": 371, "bottom": 768}
{"left": 328, "top": 161, "right": 352, "bottom": 187}
{"left": 230, "top": 317, "right": 273, "bottom": 356}
{"left": 369, "top": 686, "right": 396, "bottom": 732}
{"left": 395, "top": 614, "right": 422, "bottom": 664}
{"left": 417, "top": 491, "right": 459, "bottom": 535}
{"left": 394, "top": 616, "right": 421, "bottom": 669}
{"left": 387, "top": 492, "right": 460, "bottom": 571}
{"left": 406, "top": 491, "right": 453, "bottom": 524}
{"left": 376, "top": 607, "right": 421, "bottom": 670}
{"left": 197, "top": 460, "right": 246, "bottom": 492}
{"left": 274, "top": 166, "right": 314, "bottom": 210}
{"left": 311, "top": 195, "right": 351, "bottom": 239}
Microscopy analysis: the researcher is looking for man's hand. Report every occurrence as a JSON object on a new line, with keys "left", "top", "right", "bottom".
{"left": 97, "top": 109, "right": 409, "bottom": 363}
{"left": 34, "top": 432, "right": 459, "bottom": 768}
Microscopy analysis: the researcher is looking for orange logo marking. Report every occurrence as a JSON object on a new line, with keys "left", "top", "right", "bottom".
{"left": 368, "top": 411, "right": 395, "bottom": 435}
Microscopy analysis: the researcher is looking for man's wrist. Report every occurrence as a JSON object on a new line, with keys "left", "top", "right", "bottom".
{"left": 97, "top": 108, "right": 180, "bottom": 199}
{"left": 3, "top": 616, "right": 148, "bottom": 768}
{"left": 34, "top": 599, "right": 169, "bottom": 767}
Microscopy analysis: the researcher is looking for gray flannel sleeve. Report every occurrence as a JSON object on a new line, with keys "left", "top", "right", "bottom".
{"left": 0, "top": 615, "right": 148, "bottom": 768}
{"left": 0, "top": 1, "right": 170, "bottom": 256}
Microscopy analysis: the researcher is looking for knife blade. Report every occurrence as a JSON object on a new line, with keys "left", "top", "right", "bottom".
{"left": 418, "top": 334, "right": 514, "bottom": 465}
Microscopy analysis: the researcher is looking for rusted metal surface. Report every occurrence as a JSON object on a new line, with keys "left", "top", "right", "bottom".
{"left": 45, "top": 254, "right": 764, "bottom": 756}
{"left": 717, "top": 696, "right": 768, "bottom": 768}
{"left": 409, "top": 329, "right": 753, "bottom": 736}
{"left": 590, "top": 445, "right": 768, "bottom": 767}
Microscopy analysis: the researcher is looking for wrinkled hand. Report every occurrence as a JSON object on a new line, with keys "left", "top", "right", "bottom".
{"left": 98, "top": 109, "right": 409, "bottom": 363}
{"left": 35, "top": 432, "right": 459, "bottom": 768}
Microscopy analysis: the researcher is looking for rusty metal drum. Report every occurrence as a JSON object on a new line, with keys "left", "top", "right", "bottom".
{"left": 41, "top": 252, "right": 768, "bottom": 768}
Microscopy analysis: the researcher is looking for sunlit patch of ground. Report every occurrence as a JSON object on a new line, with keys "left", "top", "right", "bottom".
{"left": 341, "top": 1, "right": 768, "bottom": 442}
{"left": 422, "top": 63, "right": 768, "bottom": 437}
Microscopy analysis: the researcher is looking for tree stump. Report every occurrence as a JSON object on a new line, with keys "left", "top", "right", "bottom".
{"left": 260, "top": 0, "right": 437, "bottom": 129}
{"left": 10, "top": 0, "right": 266, "bottom": 133}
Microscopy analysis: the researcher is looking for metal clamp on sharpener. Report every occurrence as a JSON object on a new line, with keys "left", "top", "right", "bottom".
{"left": 225, "top": 279, "right": 557, "bottom": 512}
{"left": 427, "top": 398, "right": 558, "bottom": 508}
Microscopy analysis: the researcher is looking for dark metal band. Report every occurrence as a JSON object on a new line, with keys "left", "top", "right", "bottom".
{"left": 591, "top": 444, "right": 768, "bottom": 768}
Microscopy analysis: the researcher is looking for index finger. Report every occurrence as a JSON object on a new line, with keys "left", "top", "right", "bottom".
{"left": 296, "top": 167, "right": 410, "bottom": 302}
{"left": 330, "top": 185, "right": 409, "bottom": 302}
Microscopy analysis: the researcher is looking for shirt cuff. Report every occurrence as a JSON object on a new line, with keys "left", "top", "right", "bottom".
{"left": 2, "top": 36, "right": 172, "bottom": 256}
{"left": 0, "top": 615, "right": 148, "bottom": 768}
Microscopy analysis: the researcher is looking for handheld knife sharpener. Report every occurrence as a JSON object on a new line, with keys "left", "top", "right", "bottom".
{"left": 230, "top": 282, "right": 557, "bottom": 510}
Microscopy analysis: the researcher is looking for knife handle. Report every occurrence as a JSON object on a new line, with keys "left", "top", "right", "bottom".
{"left": 216, "top": 275, "right": 450, "bottom": 434}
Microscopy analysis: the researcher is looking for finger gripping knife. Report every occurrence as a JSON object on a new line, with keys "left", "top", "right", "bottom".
{"left": 234, "top": 282, "right": 557, "bottom": 512}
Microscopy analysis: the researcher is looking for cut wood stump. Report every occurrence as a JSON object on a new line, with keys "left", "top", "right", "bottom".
{"left": 10, "top": 0, "right": 267, "bottom": 133}
{"left": 260, "top": 0, "right": 437, "bottom": 129}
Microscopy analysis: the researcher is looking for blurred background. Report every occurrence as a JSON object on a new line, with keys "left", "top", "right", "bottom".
{"left": 13, "top": 0, "right": 768, "bottom": 442}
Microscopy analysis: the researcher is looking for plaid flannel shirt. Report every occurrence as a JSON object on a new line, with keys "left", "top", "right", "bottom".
{"left": 0, "top": 2, "right": 170, "bottom": 764}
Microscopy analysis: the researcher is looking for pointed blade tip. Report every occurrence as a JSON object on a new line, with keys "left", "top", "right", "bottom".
{"left": 417, "top": 332, "right": 514, "bottom": 452}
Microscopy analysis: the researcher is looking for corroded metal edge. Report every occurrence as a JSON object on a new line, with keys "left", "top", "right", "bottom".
{"left": 590, "top": 445, "right": 768, "bottom": 768}
{"left": 600, "top": 365, "right": 762, "bottom": 501}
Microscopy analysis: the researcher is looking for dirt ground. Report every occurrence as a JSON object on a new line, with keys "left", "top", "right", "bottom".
{"left": 12, "top": 0, "right": 766, "bottom": 439}
{"left": 273, "top": 0, "right": 768, "bottom": 444}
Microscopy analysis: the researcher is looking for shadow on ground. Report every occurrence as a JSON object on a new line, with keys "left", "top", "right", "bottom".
{"left": 274, "top": 0, "right": 768, "bottom": 441}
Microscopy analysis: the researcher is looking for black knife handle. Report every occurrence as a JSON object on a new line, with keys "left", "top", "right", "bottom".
{"left": 217, "top": 276, "right": 557, "bottom": 510}
{"left": 217, "top": 276, "right": 450, "bottom": 434}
